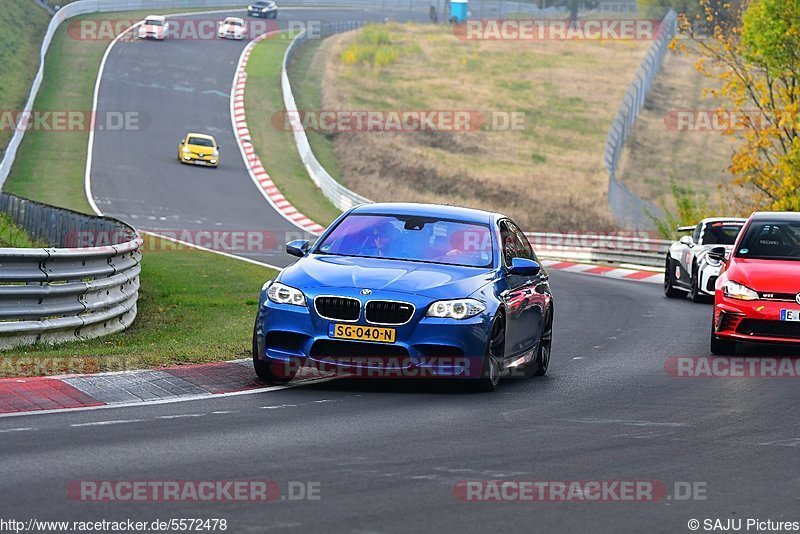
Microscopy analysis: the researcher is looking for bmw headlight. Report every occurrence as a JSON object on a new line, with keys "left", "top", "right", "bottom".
{"left": 267, "top": 282, "right": 306, "bottom": 306}
{"left": 723, "top": 281, "right": 759, "bottom": 301}
{"left": 426, "top": 298, "right": 485, "bottom": 320}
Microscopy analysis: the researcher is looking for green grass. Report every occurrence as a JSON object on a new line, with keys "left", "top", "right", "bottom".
{"left": 0, "top": 0, "right": 51, "bottom": 162}
{"left": 1, "top": 10, "right": 278, "bottom": 376}
{"left": 245, "top": 33, "right": 341, "bottom": 227}
{"left": 288, "top": 39, "right": 345, "bottom": 185}
{"left": 0, "top": 214, "right": 45, "bottom": 248}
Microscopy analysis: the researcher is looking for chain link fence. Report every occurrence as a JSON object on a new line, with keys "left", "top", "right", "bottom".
{"left": 604, "top": 9, "right": 676, "bottom": 230}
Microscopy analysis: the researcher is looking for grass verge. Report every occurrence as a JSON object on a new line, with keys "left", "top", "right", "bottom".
{"left": 246, "top": 33, "right": 341, "bottom": 227}
{"left": 1, "top": 10, "right": 277, "bottom": 376}
{"left": 0, "top": 0, "right": 51, "bottom": 162}
{"left": 0, "top": 214, "right": 45, "bottom": 248}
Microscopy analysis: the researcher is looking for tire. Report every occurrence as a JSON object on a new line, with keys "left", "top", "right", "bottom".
{"left": 529, "top": 309, "right": 553, "bottom": 377}
{"left": 689, "top": 265, "right": 709, "bottom": 303}
{"left": 252, "top": 319, "right": 296, "bottom": 383}
{"left": 710, "top": 321, "right": 737, "bottom": 355}
{"left": 664, "top": 256, "right": 683, "bottom": 298}
{"left": 471, "top": 315, "right": 504, "bottom": 392}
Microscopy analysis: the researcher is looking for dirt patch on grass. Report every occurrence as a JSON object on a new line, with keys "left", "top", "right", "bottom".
{"left": 314, "top": 23, "right": 651, "bottom": 231}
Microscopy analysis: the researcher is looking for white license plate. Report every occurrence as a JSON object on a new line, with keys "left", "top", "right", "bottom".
{"left": 780, "top": 309, "right": 800, "bottom": 322}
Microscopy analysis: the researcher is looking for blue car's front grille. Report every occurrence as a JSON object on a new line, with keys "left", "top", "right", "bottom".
{"left": 365, "top": 300, "right": 414, "bottom": 325}
{"left": 314, "top": 296, "right": 361, "bottom": 322}
{"left": 310, "top": 339, "right": 409, "bottom": 360}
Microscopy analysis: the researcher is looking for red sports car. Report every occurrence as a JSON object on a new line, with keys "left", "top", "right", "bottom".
{"left": 710, "top": 212, "right": 800, "bottom": 355}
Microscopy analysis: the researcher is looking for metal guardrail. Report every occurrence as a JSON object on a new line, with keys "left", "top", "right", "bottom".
{"left": 0, "top": 193, "right": 141, "bottom": 349}
{"left": 527, "top": 232, "right": 670, "bottom": 269}
{"left": 604, "top": 9, "right": 676, "bottom": 230}
{"left": 282, "top": 21, "right": 373, "bottom": 212}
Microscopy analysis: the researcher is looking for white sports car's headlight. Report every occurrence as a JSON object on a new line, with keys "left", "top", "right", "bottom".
{"left": 723, "top": 281, "right": 759, "bottom": 301}
{"left": 426, "top": 298, "right": 485, "bottom": 320}
{"left": 267, "top": 282, "right": 306, "bottom": 306}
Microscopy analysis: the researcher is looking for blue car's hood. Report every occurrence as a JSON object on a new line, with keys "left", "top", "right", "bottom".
{"left": 280, "top": 254, "right": 495, "bottom": 299}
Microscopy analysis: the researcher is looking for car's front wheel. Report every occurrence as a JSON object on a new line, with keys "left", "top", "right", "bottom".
{"left": 252, "top": 319, "right": 296, "bottom": 383}
{"left": 710, "top": 320, "right": 737, "bottom": 355}
{"left": 689, "top": 265, "right": 709, "bottom": 303}
{"left": 664, "top": 256, "right": 683, "bottom": 298}
{"left": 472, "top": 315, "right": 504, "bottom": 392}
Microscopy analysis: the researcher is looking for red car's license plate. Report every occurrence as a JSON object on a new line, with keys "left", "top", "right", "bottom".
{"left": 780, "top": 309, "right": 800, "bottom": 321}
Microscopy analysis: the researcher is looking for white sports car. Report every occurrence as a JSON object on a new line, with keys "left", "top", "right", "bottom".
{"left": 664, "top": 217, "right": 746, "bottom": 302}
{"left": 138, "top": 15, "right": 167, "bottom": 40}
{"left": 218, "top": 17, "right": 247, "bottom": 40}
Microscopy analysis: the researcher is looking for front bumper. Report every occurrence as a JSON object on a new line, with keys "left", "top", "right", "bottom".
{"left": 219, "top": 31, "right": 246, "bottom": 39}
{"left": 255, "top": 290, "right": 493, "bottom": 379}
{"left": 248, "top": 9, "right": 277, "bottom": 17}
{"left": 180, "top": 153, "right": 218, "bottom": 166}
{"left": 714, "top": 295, "right": 800, "bottom": 345}
{"left": 138, "top": 31, "right": 165, "bottom": 40}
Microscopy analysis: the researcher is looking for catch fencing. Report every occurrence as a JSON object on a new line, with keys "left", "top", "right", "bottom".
{"left": 0, "top": 193, "right": 141, "bottom": 349}
{"left": 604, "top": 9, "right": 676, "bottom": 229}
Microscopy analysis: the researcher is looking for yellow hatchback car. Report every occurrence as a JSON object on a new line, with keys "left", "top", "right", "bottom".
{"left": 178, "top": 133, "right": 219, "bottom": 167}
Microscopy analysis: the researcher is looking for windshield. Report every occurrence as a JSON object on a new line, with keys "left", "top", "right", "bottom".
{"left": 735, "top": 221, "right": 800, "bottom": 260}
{"left": 226, "top": 19, "right": 244, "bottom": 26}
{"left": 316, "top": 214, "right": 494, "bottom": 268}
{"left": 702, "top": 221, "right": 744, "bottom": 245}
{"left": 187, "top": 137, "right": 214, "bottom": 147}
{"left": 145, "top": 19, "right": 164, "bottom": 26}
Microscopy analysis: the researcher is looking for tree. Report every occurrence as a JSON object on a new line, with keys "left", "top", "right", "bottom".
{"left": 677, "top": 0, "right": 800, "bottom": 211}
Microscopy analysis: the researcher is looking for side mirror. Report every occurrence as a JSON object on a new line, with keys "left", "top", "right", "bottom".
{"left": 509, "top": 257, "right": 541, "bottom": 277}
{"left": 707, "top": 246, "right": 727, "bottom": 262}
{"left": 679, "top": 235, "right": 693, "bottom": 246}
{"left": 286, "top": 239, "right": 310, "bottom": 258}
{"left": 180, "top": 140, "right": 184, "bottom": 144}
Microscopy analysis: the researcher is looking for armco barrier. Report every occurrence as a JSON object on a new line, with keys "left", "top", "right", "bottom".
{"left": 527, "top": 232, "right": 670, "bottom": 269}
{"left": 0, "top": 193, "right": 141, "bottom": 349}
{"left": 282, "top": 21, "right": 372, "bottom": 212}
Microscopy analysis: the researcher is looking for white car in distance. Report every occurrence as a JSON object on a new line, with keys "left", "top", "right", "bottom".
{"left": 138, "top": 15, "right": 167, "bottom": 40}
{"left": 218, "top": 17, "right": 247, "bottom": 40}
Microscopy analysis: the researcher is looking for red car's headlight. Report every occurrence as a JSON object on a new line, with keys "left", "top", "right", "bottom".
{"left": 723, "top": 281, "right": 759, "bottom": 301}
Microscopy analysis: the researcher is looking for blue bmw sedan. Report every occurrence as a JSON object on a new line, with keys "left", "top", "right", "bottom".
{"left": 253, "top": 203, "right": 553, "bottom": 391}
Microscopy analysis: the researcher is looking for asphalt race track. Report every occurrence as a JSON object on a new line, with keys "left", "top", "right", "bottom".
{"left": 89, "top": 8, "right": 412, "bottom": 266}
{"left": 8, "top": 6, "right": 799, "bottom": 534}
{"left": 2, "top": 271, "right": 800, "bottom": 532}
